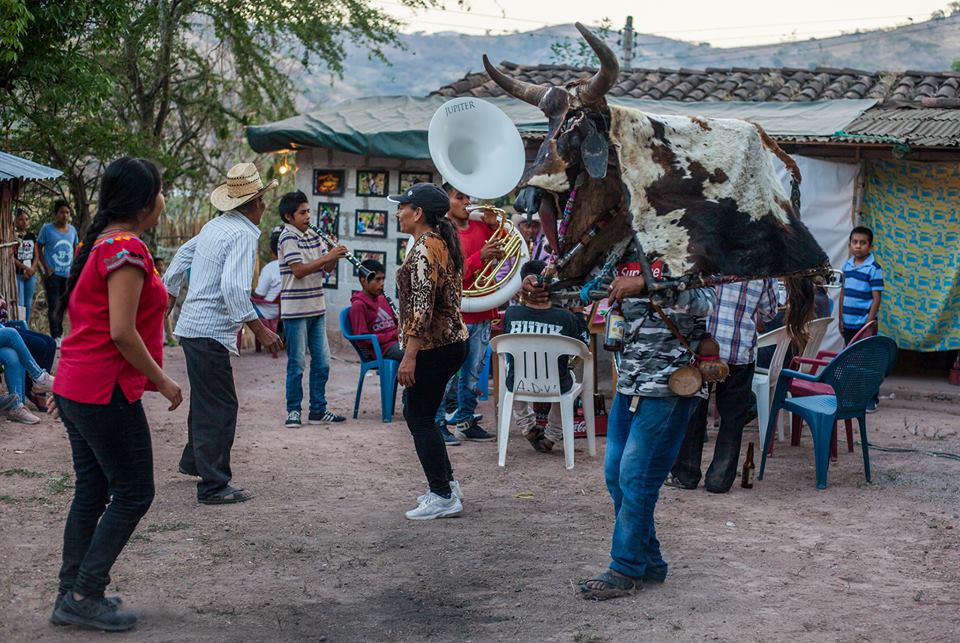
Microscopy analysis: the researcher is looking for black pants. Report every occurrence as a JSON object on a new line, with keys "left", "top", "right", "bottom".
{"left": 44, "top": 274, "right": 68, "bottom": 338}
{"left": 56, "top": 386, "right": 154, "bottom": 597}
{"left": 179, "top": 337, "right": 238, "bottom": 499}
{"left": 403, "top": 341, "right": 466, "bottom": 497}
{"left": 671, "top": 363, "right": 755, "bottom": 492}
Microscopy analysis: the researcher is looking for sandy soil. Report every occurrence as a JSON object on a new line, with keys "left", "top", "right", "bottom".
{"left": 2, "top": 341, "right": 959, "bottom": 642}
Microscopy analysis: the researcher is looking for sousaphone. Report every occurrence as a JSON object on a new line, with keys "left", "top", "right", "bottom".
{"left": 408, "top": 97, "right": 529, "bottom": 313}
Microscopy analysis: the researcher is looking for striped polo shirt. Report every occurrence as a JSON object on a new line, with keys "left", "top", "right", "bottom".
{"left": 278, "top": 223, "right": 328, "bottom": 319}
{"left": 842, "top": 253, "right": 884, "bottom": 330}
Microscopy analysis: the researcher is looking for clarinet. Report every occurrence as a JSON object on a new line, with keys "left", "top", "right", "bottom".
{"left": 310, "top": 224, "right": 400, "bottom": 319}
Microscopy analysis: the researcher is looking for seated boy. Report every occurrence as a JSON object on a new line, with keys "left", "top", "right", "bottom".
{"left": 347, "top": 259, "right": 402, "bottom": 362}
{"left": 503, "top": 260, "right": 588, "bottom": 453}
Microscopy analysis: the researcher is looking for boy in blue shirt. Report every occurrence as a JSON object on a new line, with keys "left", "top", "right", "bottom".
{"left": 839, "top": 225, "right": 884, "bottom": 411}
{"left": 36, "top": 200, "right": 78, "bottom": 343}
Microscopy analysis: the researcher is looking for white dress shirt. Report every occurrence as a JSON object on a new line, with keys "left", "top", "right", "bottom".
{"left": 164, "top": 210, "right": 260, "bottom": 354}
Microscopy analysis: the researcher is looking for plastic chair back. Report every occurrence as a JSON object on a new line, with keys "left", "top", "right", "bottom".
{"left": 820, "top": 336, "right": 897, "bottom": 417}
{"left": 493, "top": 333, "right": 587, "bottom": 400}
{"left": 800, "top": 317, "right": 832, "bottom": 361}
{"left": 340, "top": 308, "right": 379, "bottom": 364}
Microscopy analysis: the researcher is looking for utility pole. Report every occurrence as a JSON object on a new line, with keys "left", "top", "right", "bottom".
{"left": 620, "top": 16, "right": 635, "bottom": 69}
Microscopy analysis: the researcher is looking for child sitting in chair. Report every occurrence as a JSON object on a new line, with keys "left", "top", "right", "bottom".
{"left": 504, "top": 260, "right": 588, "bottom": 453}
{"left": 348, "top": 259, "right": 403, "bottom": 361}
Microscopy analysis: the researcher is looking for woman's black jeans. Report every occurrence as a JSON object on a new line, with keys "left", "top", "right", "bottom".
{"left": 55, "top": 386, "right": 155, "bottom": 598}
{"left": 403, "top": 341, "right": 466, "bottom": 497}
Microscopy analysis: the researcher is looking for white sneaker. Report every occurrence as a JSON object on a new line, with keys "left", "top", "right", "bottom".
{"left": 417, "top": 480, "right": 462, "bottom": 505}
{"left": 8, "top": 405, "right": 40, "bottom": 425}
{"left": 405, "top": 491, "right": 463, "bottom": 520}
{"left": 31, "top": 371, "right": 55, "bottom": 394}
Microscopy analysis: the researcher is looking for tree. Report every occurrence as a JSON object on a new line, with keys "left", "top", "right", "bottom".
{"left": 549, "top": 19, "right": 614, "bottom": 68}
{"left": 0, "top": 0, "right": 447, "bottom": 231}
{"left": 953, "top": 58, "right": 960, "bottom": 72}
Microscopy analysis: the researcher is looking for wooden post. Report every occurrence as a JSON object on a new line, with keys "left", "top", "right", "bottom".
{"left": 0, "top": 179, "right": 21, "bottom": 320}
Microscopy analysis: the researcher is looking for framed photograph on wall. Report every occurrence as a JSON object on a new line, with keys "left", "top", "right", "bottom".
{"left": 356, "top": 170, "right": 389, "bottom": 197}
{"left": 396, "top": 237, "right": 410, "bottom": 265}
{"left": 323, "top": 264, "right": 338, "bottom": 289}
{"left": 398, "top": 171, "right": 433, "bottom": 193}
{"left": 314, "top": 202, "right": 339, "bottom": 238}
{"left": 313, "top": 169, "right": 345, "bottom": 196}
{"left": 354, "top": 209, "right": 388, "bottom": 238}
{"left": 352, "top": 249, "right": 386, "bottom": 276}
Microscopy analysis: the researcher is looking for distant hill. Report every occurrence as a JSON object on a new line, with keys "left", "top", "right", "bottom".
{"left": 291, "top": 15, "right": 960, "bottom": 109}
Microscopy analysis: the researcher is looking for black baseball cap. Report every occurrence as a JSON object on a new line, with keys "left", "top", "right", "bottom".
{"left": 387, "top": 182, "right": 449, "bottom": 218}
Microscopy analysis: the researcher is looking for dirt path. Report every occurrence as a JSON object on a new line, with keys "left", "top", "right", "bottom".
{"left": 2, "top": 345, "right": 959, "bottom": 642}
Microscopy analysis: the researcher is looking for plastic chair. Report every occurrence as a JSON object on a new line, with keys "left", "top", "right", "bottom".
{"left": 789, "top": 320, "right": 878, "bottom": 456}
{"left": 752, "top": 327, "right": 792, "bottom": 455}
{"left": 759, "top": 336, "right": 897, "bottom": 489}
{"left": 491, "top": 333, "right": 595, "bottom": 470}
{"left": 794, "top": 317, "right": 833, "bottom": 373}
{"left": 339, "top": 308, "right": 399, "bottom": 423}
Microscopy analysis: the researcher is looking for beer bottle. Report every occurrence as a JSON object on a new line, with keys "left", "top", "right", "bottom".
{"left": 740, "top": 442, "right": 756, "bottom": 489}
{"left": 603, "top": 303, "right": 625, "bottom": 352}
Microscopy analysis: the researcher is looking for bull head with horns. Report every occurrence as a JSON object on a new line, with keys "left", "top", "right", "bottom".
{"left": 482, "top": 23, "right": 830, "bottom": 296}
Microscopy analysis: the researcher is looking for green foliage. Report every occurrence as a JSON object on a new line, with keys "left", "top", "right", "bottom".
{"left": 953, "top": 58, "right": 960, "bottom": 72}
{"left": 0, "top": 0, "right": 446, "bottom": 230}
{"left": 549, "top": 19, "right": 614, "bottom": 68}
{"left": 0, "top": 0, "right": 32, "bottom": 63}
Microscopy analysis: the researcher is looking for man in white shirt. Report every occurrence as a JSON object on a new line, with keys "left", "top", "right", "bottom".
{"left": 254, "top": 228, "right": 283, "bottom": 320}
{"left": 164, "top": 163, "right": 281, "bottom": 505}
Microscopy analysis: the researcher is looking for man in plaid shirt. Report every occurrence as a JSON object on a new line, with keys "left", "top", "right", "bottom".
{"left": 669, "top": 279, "right": 778, "bottom": 493}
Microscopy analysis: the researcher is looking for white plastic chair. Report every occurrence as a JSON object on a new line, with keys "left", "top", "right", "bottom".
{"left": 796, "top": 317, "right": 833, "bottom": 372}
{"left": 752, "top": 327, "right": 792, "bottom": 454}
{"left": 491, "top": 333, "right": 595, "bottom": 469}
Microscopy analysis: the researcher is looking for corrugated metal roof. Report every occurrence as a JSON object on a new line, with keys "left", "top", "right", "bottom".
{"left": 841, "top": 106, "right": 960, "bottom": 147}
{"left": 0, "top": 151, "right": 62, "bottom": 182}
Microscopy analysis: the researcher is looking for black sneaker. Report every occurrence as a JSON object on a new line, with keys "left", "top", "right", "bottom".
{"left": 51, "top": 593, "right": 122, "bottom": 626}
{"left": 52, "top": 593, "right": 137, "bottom": 631}
{"left": 439, "top": 425, "right": 461, "bottom": 446}
{"left": 309, "top": 410, "right": 346, "bottom": 424}
{"left": 454, "top": 421, "right": 495, "bottom": 442}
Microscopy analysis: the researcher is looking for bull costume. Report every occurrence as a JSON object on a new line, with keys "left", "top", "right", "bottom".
{"left": 481, "top": 23, "right": 829, "bottom": 600}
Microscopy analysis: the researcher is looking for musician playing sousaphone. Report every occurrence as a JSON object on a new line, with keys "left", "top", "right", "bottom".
{"left": 276, "top": 190, "right": 350, "bottom": 428}
{"left": 431, "top": 183, "right": 502, "bottom": 445}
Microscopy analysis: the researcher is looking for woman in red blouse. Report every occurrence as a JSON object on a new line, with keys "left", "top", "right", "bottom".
{"left": 49, "top": 158, "right": 182, "bottom": 632}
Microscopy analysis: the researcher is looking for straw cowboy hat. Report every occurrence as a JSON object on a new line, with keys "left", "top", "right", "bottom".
{"left": 210, "top": 162, "right": 279, "bottom": 212}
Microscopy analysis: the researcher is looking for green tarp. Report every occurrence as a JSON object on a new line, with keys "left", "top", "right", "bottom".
{"left": 246, "top": 95, "right": 877, "bottom": 159}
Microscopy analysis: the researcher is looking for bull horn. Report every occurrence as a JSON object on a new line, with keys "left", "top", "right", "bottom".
{"left": 575, "top": 22, "right": 620, "bottom": 105}
{"left": 482, "top": 54, "right": 548, "bottom": 107}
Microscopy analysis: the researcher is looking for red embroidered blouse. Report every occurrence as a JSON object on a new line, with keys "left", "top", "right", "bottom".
{"left": 54, "top": 234, "right": 167, "bottom": 404}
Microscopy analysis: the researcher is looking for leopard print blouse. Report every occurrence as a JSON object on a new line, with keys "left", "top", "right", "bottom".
{"left": 397, "top": 231, "right": 468, "bottom": 350}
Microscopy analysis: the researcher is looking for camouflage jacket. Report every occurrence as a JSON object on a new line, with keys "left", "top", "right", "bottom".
{"left": 616, "top": 288, "right": 717, "bottom": 398}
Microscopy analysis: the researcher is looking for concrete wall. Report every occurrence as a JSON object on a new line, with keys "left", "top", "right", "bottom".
{"left": 294, "top": 147, "right": 437, "bottom": 320}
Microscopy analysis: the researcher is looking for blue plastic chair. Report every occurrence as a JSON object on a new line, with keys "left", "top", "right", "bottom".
{"left": 759, "top": 336, "right": 897, "bottom": 489}
{"left": 339, "top": 308, "right": 400, "bottom": 423}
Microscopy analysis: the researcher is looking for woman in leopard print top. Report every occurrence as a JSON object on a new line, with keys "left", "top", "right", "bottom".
{"left": 390, "top": 183, "right": 468, "bottom": 520}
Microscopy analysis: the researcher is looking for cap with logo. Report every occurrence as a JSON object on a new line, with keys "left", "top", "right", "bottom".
{"left": 387, "top": 182, "right": 449, "bottom": 219}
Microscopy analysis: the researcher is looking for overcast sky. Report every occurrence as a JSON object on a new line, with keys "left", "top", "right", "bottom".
{"left": 373, "top": 0, "right": 953, "bottom": 46}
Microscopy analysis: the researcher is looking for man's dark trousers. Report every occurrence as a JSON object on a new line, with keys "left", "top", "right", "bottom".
{"left": 671, "top": 363, "right": 755, "bottom": 492}
{"left": 178, "top": 337, "right": 238, "bottom": 499}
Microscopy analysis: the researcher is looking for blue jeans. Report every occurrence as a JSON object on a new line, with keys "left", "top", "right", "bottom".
{"left": 435, "top": 320, "right": 490, "bottom": 427}
{"left": 284, "top": 315, "right": 330, "bottom": 414}
{"left": 16, "top": 273, "right": 36, "bottom": 323}
{"left": 0, "top": 326, "right": 45, "bottom": 405}
{"left": 605, "top": 393, "right": 699, "bottom": 580}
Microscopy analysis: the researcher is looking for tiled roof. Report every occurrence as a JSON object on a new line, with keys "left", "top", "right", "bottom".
{"left": 431, "top": 63, "right": 960, "bottom": 105}
{"left": 431, "top": 64, "right": 960, "bottom": 147}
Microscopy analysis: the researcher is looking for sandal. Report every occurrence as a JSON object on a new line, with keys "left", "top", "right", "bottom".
{"left": 578, "top": 570, "right": 640, "bottom": 601}
{"left": 198, "top": 486, "right": 254, "bottom": 505}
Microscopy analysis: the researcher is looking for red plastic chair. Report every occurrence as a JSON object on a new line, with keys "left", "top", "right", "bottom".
{"left": 237, "top": 295, "right": 281, "bottom": 357}
{"left": 788, "top": 321, "right": 877, "bottom": 458}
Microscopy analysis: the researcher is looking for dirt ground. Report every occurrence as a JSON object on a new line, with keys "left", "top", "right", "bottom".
{"left": 2, "top": 341, "right": 959, "bottom": 642}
